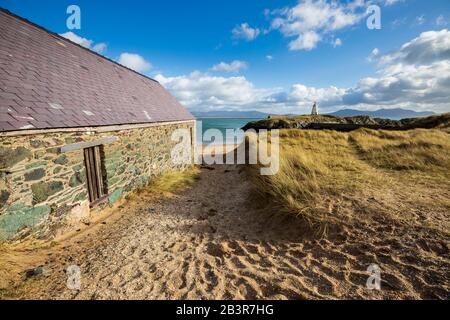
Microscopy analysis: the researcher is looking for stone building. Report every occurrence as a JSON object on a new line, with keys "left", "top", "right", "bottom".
{"left": 0, "top": 10, "right": 195, "bottom": 241}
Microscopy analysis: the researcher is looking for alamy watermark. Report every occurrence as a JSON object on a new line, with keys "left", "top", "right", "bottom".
{"left": 171, "top": 127, "right": 280, "bottom": 176}
{"left": 366, "top": 264, "right": 381, "bottom": 290}
{"left": 367, "top": 5, "right": 382, "bottom": 30}
{"left": 66, "top": 265, "right": 81, "bottom": 290}
{"left": 66, "top": 5, "right": 81, "bottom": 30}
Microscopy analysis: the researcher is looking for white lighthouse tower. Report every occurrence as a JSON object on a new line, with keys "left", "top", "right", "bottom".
{"left": 311, "top": 101, "right": 319, "bottom": 115}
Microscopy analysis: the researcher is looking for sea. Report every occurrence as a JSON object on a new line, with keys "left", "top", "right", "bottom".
{"left": 196, "top": 118, "right": 263, "bottom": 145}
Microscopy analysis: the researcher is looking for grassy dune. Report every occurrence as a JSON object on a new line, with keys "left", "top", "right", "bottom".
{"left": 248, "top": 127, "right": 450, "bottom": 232}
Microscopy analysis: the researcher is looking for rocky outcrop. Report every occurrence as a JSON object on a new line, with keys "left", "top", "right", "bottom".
{"left": 242, "top": 113, "right": 450, "bottom": 131}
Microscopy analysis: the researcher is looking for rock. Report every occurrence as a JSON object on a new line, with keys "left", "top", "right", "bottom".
{"left": 53, "top": 155, "right": 68, "bottom": 165}
{"left": 72, "top": 164, "right": 83, "bottom": 172}
{"left": 45, "top": 147, "right": 59, "bottom": 154}
{"left": 0, "top": 190, "right": 10, "bottom": 208}
{"left": 24, "top": 168, "right": 46, "bottom": 181}
{"left": 25, "top": 266, "right": 51, "bottom": 278}
{"left": 0, "top": 204, "right": 51, "bottom": 240}
{"left": 69, "top": 170, "right": 86, "bottom": 187}
{"left": 0, "top": 146, "right": 32, "bottom": 169}
{"left": 53, "top": 167, "right": 63, "bottom": 174}
{"left": 25, "top": 161, "right": 48, "bottom": 169}
{"left": 51, "top": 204, "right": 71, "bottom": 217}
{"left": 31, "top": 181, "right": 64, "bottom": 204}
{"left": 74, "top": 191, "right": 87, "bottom": 202}
{"left": 242, "top": 114, "right": 449, "bottom": 131}
{"left": 108, "top": 188, "right": 123, "bottom": 207}
{"left": 64, "top": 137, "right": 76, "bottom": 144}
{"left": 30, "top": 140, "right": 48, "bottom": 148}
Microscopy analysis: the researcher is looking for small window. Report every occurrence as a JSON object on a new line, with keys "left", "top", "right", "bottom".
{"left": 83, "top": 146, "right": 107, "bottom": 206}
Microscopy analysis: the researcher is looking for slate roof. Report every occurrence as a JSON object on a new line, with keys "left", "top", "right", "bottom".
{"left": 0, "top": 9, "right": 194, "bottom": 132}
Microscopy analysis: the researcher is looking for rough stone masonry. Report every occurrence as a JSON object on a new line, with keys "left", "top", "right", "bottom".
{"left": 0, "top": 122, "right": 195, "bottom": 241}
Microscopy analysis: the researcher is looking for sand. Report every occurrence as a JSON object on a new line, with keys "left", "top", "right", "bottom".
{"left": 1, "top": 158, "right": 449, "bottom": 299}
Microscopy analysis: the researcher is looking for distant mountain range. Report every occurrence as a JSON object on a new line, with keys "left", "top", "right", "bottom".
{"left": 192, "top": 108, "right": 436, "bottom": 120}
{"left": 327, "top": 108, "right": 435, "bottom": 120}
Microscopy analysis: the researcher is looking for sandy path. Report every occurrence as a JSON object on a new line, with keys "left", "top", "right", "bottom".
{"left": 2, "top": 164, "right": 449, "bottom": 300}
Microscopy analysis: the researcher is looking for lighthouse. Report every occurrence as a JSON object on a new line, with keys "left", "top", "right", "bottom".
{"left": 311, "top": 102, "right": 319, "bottom": 115}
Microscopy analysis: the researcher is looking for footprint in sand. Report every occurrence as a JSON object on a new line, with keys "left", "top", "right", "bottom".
{"left": 206, "top": 243, "right": 227, "bottom": 258}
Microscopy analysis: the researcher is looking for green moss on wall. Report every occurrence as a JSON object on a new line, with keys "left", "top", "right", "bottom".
{"left": 0, "top": 147, "right": 32, "bottom": 169}
{"left": 108, "top": 188, "right": 123, "bottom": 207}
{"left": 31, "top": 181, "right": 64, "bottom": 204}
{"left": 0, "top": 203, "right": 51, "bottom": 240}
{"left": 53, "top": 155, "right": 68, "bottom": 165}
{"left": 0, "top": 190, "right": 10, "bottom": 208}
{"left": 24, "top": 168, "right": 46, "bottom": 181}
{"left": 74, "top": 191, "right": 87, "bottom": 202}
{"left": 25, "top": 161, "right": 48, "bottom": 169}
{"left": 69, "top": 170, "right": 86, "bottom": 187}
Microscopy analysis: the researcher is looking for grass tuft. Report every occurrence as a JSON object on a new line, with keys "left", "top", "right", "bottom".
{"left": 247, "top": 128, "right": 450, "bottom": 228}
{"left": 149, "top": 167, "right": 201, "bottom": 196}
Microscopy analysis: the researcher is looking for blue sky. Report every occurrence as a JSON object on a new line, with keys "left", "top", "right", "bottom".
{"left": 2, "top": 0, "right": 450, "bottom": 114}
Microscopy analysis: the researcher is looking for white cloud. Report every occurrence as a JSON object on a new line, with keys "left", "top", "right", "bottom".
{"left": 232, "top": 23, "right": 261, "bottom": 41}
{"left": 266, "top": 55, "right": 274, "bottom": 61}
{"left": 414, "top": 15, "right": 426, "bottom": 26}
{"left": 211, "top": 60, "right": 248, "bottom": 73}
{"left": 343, "top": 61, "right": 450, "bottom": 111}
{"left": 118, "top": 53, "right": 153, "bottom": 73}
{"left": 384, "top": 0, "right": 403, "bottom": 6}
{"left": 289, "top": 31, "right": 321, "bottom": 50}
{"left": 155, "top": 29, "right": 450, "bottom": 114}
{"left": 155, "top": 70, "right": 348, "bottom": 114}
{"left": 92, "top": 43, "right": 107, "bottom": 54}
{"left": 60, "top": 32, "right": 107, "bottom": 54}
{"left": 436, "top": 15, "right": 447, "bottom": 27}
{"left": 263, "top": 0, "right": 405, "bottom": 51}
{"left": 379, "top": 29, "right": 450, "bottom": 66}
{"left": 289, "top": 84, "right": 346, "bottom": 106}
{"left": 343, "top": 30, "right": 450, "bottom": 112}
{"left": 154, "top": 69, "right": 347, "bottom": 114}
{"left": 155, "top": 71, "right": 280, "bottom": 111}
{"left": 391, "top": 17, "right": 407, "bottom": 29}
{"left": 60, "top": 32, "right": 92, "bottom": 48}
{"left": 269, "top": 0, "right": 366, "bottom": 51}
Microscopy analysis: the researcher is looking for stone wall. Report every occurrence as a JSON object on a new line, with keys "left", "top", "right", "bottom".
{"left": 0, "top": 121, "right": 195, "bottom": 241}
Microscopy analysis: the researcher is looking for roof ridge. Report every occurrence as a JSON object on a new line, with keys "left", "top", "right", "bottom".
{"left": 0, "top": 7, "right": 160, "bottom": 85}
